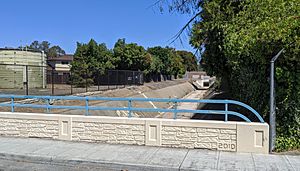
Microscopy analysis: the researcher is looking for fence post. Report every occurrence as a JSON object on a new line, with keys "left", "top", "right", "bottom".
{"left": 132, "top": 71, "right": 135, "bottom": 85}
{"left": 128, "top": 100, "right": 132, "bottom": 118}
{"left": 129, "top": 71, "right": 132, "bottom": 86}
{"left": 124, "top": 71, "right": 126, "bottom": 88}
{"left": 25, "top": 65, "right": 29, "bottom": 95}
{"left": 107, "top": 70, "right": 110, "bottom": 90}
{"left": 85, "top": 69, "right": 88, "bottom": 92}
{"left": 173, "top": 101, "right": 178, "bottom": 119}
{"left": 51, "top": 67, "right": 54, "bottom": 95}
{"left": 11, "top": 96, "right": 14, "bottom": 113}
{"left": 116, "top": 70, "right": 119, "bottom": 89}
{"left": 70, "top": 71, "right": 73, "bottom": 95}
{"left": 124, "top": 71, "right": 128, "bottom": 87}
{"left": 225, "top": 103, "right": 228, "bottom": 122}
{"left": 141, "top": 71, "right": 144, "bottom": 85}
{"left": 97, "top": 70, "right": 100, "bottom": 91}
{"left": 85, "top": 97, "right": 89, "bottom": 115}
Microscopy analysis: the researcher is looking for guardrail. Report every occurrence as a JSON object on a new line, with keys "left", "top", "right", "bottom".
{"left": 0, "top": 95, "right": 264, "bottom": 123}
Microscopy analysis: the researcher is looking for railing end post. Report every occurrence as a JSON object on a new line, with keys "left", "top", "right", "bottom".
{"left": 225, "top": 103, "right": 228, "bottom": 122}
{"left": 128, "top": 100, "right": 132, "bottom": 118}
{"left": 173, "top": 101, "right": 178, "bottom": 120}
{"left": 46, "top": 98, "right": 50, "bottom": 113}
{"left": 11, "top": 96, "right": 14, "bottom": 113}
{"left": 85, "top": 97, "right": 89, "bottom": 116}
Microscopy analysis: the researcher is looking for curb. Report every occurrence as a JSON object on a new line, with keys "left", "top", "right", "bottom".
{"left": 0, "top": 152, "right": 179, "bottom": 171}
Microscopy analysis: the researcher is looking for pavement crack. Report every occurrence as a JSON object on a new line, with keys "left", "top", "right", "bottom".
{"left": 216, "top": 151, "right": 220, "bottom": 171}
{"left": 284, "top": 155, "right": 295, "bottom": 171}
{"left": 145, "top": 147, "right": 160, "bottom": 166}
{"left": 251, "top": 153, "right": 256, "bottom": 170}
{"left": 178, "top": 149, "right": 189, "bottom": 171}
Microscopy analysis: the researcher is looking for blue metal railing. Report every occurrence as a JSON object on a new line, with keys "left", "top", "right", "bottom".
{"left": 0, "top": 95, "right": 264, "bottom": 123}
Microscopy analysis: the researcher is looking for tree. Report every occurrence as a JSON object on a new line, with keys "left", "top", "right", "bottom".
{"left": 148, "top": 46, "right": 185, "bottom": 80}
{"left": 170, "top": 51, "right": 185, "bottom": 78}
{"left": 163, "top": 0, "right": 300, "bottom": 151}
{"left": 96, "top": 43, "right": 115, "bottom": 74}
{"left": 143, "top": 55, "right": 164, "bottom": 82}
{"left": 147, "top": 46, "right": 171, "bottom": 75}
{"left": 177, "top": 50, "right": 198, "bottom": 71}
{"left": 113, "top": 39, "right": 151, "bottom": 71}
{"left": 28, "top": 40, "right": 39, "bottom": 50}
{"left": 29, "top": 41, "right": 50, "bottom": 54}
{"left": 221, "top": 0, "right": 300, "bottom": 151}
{"left": 26, "top": 40, "right": 66, "bottom": 58}
{"left": 71, "top": 39, "right": 114, "bottom": 87}
{"left": 48, "top": 46, "right": 66, "bottom": 57}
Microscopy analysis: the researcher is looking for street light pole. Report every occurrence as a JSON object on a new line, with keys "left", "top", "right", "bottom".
{"left": 269, "top": 48, "right": 284, "bottom": 152}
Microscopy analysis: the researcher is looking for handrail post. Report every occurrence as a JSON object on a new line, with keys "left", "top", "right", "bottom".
{"left": 46, "top": 98, "right": 50, "bottom": 113}
{"left": 85, "top": 97, "right": 89, "bottom": 116}
{"left": 173, "top": 101, "right": 178, "bottom": 119}
{"left": 128, "top": 100, "right": 132, "bottom": 118}
{"left": 225, "top": 103, "right": 228, "bottom": 122}
{"left": 11, "top": 96, "right": 14, "bottom": 113}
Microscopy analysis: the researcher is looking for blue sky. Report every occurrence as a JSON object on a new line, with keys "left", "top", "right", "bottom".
{"left": 0, "top": 0, "right": 194, "bottom": 54}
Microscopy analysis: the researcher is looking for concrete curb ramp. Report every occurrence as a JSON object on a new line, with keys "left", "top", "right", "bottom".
{"left": 0, "top": 137, "right": 299, "bottom": 171}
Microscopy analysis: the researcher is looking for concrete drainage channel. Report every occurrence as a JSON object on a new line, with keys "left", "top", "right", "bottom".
{"left": 2, "top": 81, "right": 199, "bottom": 118}
{"left": 0, "top": 81, "right": 218, "bottom": 121}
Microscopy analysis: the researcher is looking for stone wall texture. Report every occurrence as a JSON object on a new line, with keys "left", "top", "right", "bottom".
{"left": 72, "top": 122, "right": 145, "bottom": 145}
{"left": 162, "top": 126, "right": 237, "bottom": 151}
{"left": 0, "top": 112, "right": 269, "bottom": 153}
{"left": 0, "top": 118, "right": 58, "bottom": 138}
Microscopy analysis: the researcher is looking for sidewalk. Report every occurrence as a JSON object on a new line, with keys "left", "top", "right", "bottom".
{"left": 0, "top": 137, "right": 298, "bottom": 171}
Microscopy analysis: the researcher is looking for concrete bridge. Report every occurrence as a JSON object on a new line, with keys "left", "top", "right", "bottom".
{"left": 0, "top": 94, "right": 298, "bottom": 170}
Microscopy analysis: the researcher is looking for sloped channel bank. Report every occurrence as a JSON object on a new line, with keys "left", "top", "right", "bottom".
{"left": 52, "top": 81, "right": 197, "bottom": 117}
{"left": 0, "top": 80, "right": 194, "bottom": 117}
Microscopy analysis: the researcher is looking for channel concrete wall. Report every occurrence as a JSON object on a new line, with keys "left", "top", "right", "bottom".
{"left": 62, "top": 82, "right": 196, "bottom": 117}
{"left": 0, "top": 112, "right": 269, "bottom": 153}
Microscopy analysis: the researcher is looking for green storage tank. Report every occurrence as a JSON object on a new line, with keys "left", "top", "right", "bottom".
{"left": 0, "top": 48, "right": 46, "bottom": 89}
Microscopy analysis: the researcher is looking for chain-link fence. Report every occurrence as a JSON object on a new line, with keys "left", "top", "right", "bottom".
{"left": 0, "top": 63, "right": 143, "bottom": 96}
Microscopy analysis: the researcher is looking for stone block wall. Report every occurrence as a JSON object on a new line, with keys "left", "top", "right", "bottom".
{"left": 162, "top": 126, "right": 237, "bottom": 151}
{"left": 72, "top": 122, "right": 145, "bottom": 145}
{"left": 0, "top": 112, "right": 269, "bottom": 154}
{"left": 0, "top": 118, "right": 58, "bottom": 138}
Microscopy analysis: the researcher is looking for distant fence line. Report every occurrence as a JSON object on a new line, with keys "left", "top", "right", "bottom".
{"left": 0, "top": 63, "right": 144, "bottom": 96}
{"left": 46, "top": 69, "right": 144, "bottom": 86}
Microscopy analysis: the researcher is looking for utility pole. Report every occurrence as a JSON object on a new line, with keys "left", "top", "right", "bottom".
{"left": 269, "top": 48, "right": 284, "bottom": 152}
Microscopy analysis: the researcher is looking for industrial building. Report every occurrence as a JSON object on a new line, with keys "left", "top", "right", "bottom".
{"left": 0, "top": 48, "right": 46, "bottom": 89}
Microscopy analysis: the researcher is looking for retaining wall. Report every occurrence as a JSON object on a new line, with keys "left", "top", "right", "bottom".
{"left": 0, "top": 112, "right": 269, "bottom": 154}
